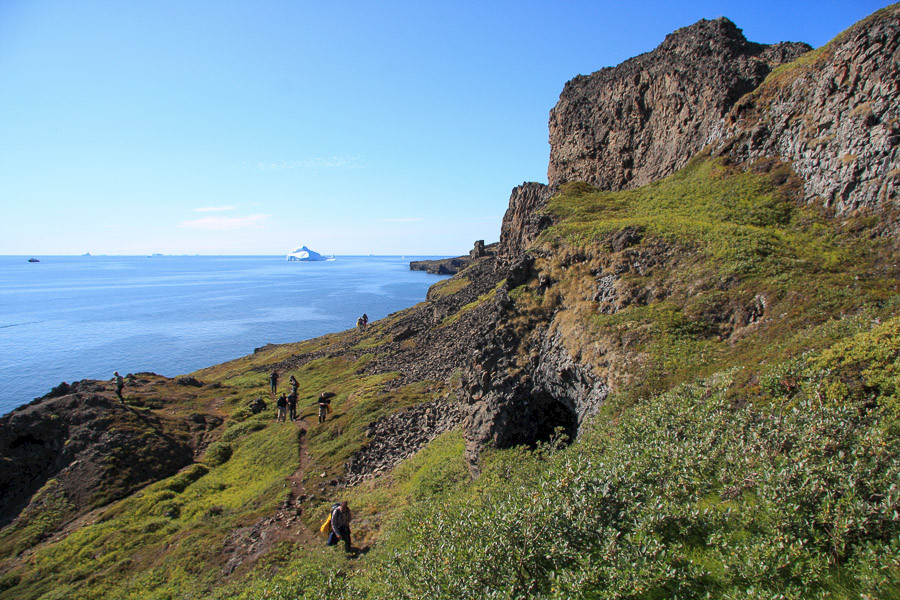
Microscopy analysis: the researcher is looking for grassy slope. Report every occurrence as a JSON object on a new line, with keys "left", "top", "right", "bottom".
{"left": 0, "top": 321, "right": 462, "bottom": 598}
{"left": 1, "top": 154, "right": 898, "bottom": 599}
{"left": 226, "top": 156, "right": 898, "bottom": 599}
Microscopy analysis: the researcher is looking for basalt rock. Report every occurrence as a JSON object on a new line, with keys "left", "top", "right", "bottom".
{"left": 344, "top": 397, "right": 463, "bottom": 485}
{"left": 410, "top": 241, "right": 499, "bottom": 275}
{"left": 498, "top": 182, "right": 553, "bottom": 264}
{"left": 713, "top": 4, "right": 900, "bottom": 214}
{"left": 548, "top": 17, "right": 810, "bottom": 190}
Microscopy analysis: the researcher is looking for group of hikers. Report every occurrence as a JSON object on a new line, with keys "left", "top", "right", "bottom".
{"left": 355, "top": 313, "right": 368, "bottom": 331}
{"left": 269, "top": 370, "right": 336, "bottom": 424}
{"left": 268, "top": 370, "right": 353, "bottom": 552}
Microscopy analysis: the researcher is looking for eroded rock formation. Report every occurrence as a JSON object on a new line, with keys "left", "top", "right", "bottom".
{"left": 714, "top": 4, "right": 900, "bottom": 213}
{"left": 547, "top": 17, "right": 810, "bottom": 190}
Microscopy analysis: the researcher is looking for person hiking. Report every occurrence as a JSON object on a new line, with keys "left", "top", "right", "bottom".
{"left": 268, "top": 370, "right": 279, "bottom": 395}
{"left": 288, "top": 391, "right": 298, "bottom": 421}
{"left": 361, "top": 313, "right": 369, "bottom": 330}
{"left": 317, "top": 392, "right": 334, "bottom": 424}
{"left": 113, "top": 371, "right": 125, "bottom": 402}
{"left": 276, "top": 393, "right": 288, "bottom": 422}
{"left": 356, "top": 317, "right": 364, "bottom": 331}
{"left": 289, "top": 374, "right": 299, "bottom": 395}
{"left": 327, "top": 501, "right": 353, "bottom": 553}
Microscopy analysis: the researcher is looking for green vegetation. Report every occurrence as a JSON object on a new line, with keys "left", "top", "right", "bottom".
{"left": 428, "top": 276, "right": 471, "bottom": 298}
{"left": 528, "top": 156, "right": 899, "bottom": 404}
{"left": 2, "top": 151, "right": 898, "bottom": 598}
{"left": 205, "top": 317, "right": 900, "bottom": 600}
{"left": 0, "top": 418, "right": 300, "bottom": 600}
{"left": 440, "top": 280, "right": 503, "bottom": 327}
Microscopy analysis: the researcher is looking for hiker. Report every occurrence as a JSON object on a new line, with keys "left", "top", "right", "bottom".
{"left": 276, "top": 393, "right": 288, "bottom": 422}
{"left": 268, "top": 370, "right": 279, "bottom": 395}
{"left": 113, "top": 371, "right": 125, "bottom": 402}
{"left": 361, "top": 313, "right": 369, "bottom": 330}
{"left": 289, "top": 374, "right": 299, "bottom": 395}
{"left": 327, "top": 501, "right": 353, "bottom": 553}
{"left": 356, "top": 317, "right": 364, "bottom": 331}
{"left": 317, "top": 392, "right": 334, "bottom": 424}
{"left": 288, "top": 391, "right": 298, "bottom": 421}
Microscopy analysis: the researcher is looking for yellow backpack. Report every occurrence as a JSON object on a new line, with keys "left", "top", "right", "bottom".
{"left": 319, "top": 513, "right": 332, "bottom": 533}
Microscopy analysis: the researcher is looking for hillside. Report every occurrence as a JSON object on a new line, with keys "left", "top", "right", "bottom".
{"left": 1, "top": 6, "right": 899, "bottom": 599}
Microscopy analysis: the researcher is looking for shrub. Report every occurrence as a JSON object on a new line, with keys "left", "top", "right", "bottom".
{"left": 203, "top": 442, "right": 233, "bottom": 467}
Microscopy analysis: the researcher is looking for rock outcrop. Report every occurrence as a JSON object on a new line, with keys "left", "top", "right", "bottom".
{"left": 409, "top": 241, "right": 499, "bottom": 275}
{"left": 547, "top": 17, "right": 810, "bottom": 190}
{"left": 344, "top": 397, "right": 463, "bottom": 485}
{"left": 0, "top": 387, "right": 197, "bottom": 528}
{"left": 713, "top": 4, "right": 900, "bottom": 213}
{"left": 498, "top": 182, "right": 552, "bottom": 264}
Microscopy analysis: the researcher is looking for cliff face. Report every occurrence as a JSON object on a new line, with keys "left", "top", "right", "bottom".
{"left": 547, "top": 17, "right": 810, "bottom": 190}
{"left": 714, "top": 4, "right": 900, "bottom": 213}
{"left": 453, "top": 7, "right": 900, "bottom": 469}
{"left": 497, "top": 182, "right": 552, "bottom": 263}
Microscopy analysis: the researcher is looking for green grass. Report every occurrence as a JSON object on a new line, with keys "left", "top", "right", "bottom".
{"left": 439, "top": 281, "right": 503, "bottom": 327}
{"left": 428, "top": 276, "right": 471, "bottom": 298}
{"left": 1, "top": 420, "right": 300, "bottom": 600}
{"left": 526, "top": 156, "right": 899, "bottom": 404}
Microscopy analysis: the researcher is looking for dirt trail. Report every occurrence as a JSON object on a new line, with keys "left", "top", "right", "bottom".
{"left": 221, "top": 415, "right": 324, "bottom": 577}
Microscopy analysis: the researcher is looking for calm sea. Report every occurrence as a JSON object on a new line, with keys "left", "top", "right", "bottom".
{"left": 0, "top": 255, "right": 448, "bottom": 415}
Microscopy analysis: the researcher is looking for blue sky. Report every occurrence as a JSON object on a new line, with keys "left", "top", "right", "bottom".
{"left": 0, "top": 1, "right": 892, "bottom": 256}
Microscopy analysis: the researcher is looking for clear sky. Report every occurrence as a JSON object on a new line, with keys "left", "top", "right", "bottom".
{"left": 0, "top": 1, "right": 893, "bottom": 256}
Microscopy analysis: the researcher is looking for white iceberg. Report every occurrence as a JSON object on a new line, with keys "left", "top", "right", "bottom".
{"left": 286, "top": 245, "right": 326, "bottom": 261}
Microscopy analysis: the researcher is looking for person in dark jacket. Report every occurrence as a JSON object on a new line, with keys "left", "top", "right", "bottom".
{"left": 276, "top": 393, "right": 287, "bottom": 422}
{"left": 317, "top": 392, "right": 335, "bottom": 423}
{"left": 268, "top": 370, "right": 279, "bottom": 395}
{"left": 288, "top": 392, "right": 298, "bottom": 421}
{"left": 113, "top": 371, "right": 125, "bottom": 402}
{"left": 328, "top": 501, "right": 353, "bottom": 553}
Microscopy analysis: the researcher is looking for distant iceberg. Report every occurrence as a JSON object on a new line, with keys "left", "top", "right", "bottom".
{"left": 286, "top": 245, "right": 326, "bottom": 261}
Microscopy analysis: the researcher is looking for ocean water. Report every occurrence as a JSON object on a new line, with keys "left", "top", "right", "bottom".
{"left": 0, "top": 255, "right": 448, "bottom": 415}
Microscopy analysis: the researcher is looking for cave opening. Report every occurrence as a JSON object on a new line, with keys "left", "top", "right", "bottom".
{"left": 9, "top": 434, "right": 43, "bottom": 449}
{"left": 527, "top": 393, "right": 579, "bottom": 448}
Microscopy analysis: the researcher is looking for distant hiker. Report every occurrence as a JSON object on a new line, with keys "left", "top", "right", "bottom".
{"left": 317, "top": 392, "right": 335, "bottom": 424}
{"left": 276, "top": 393, "right": 288, "bottom": 422}
{"left": 327, "top": 501, "right": 353, "bottom": 553}
{"left": 289, "top": 375, "right": 299, "bottom": 395}
{"left": 113, "top": 371, "right": 125, "bottom": 402}
{"left": 356, "top": 317, "right": 365, "bottom": 331}
{"left": 269, "top": 370, "right": 279, "bottom": 395}
{"left": 288, "top": 391, "right": 298, "bottom": 421}
{"left": 361, "top": 313, "right": 369, "bottom": 330}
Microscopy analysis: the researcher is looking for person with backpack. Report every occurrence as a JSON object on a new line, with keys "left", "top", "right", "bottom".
{"left": 327, "top": 501, "right": 353, "bottom": 553}
{"left": 276, "top": 393, "right": 288, "bottom": 422}
{"left": 289, "top": 374, "right": 299, "bottom": 395}
{"left": 361, "top": 313, "right": 369, "bottom": 330}
{"left": 268, "top": 370, "right": 279, "bottom": 396}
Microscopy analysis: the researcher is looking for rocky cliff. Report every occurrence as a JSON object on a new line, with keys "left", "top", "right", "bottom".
{"left": 454, "top": 7, "right": 900, "bottom": 470}
{"left": 547, "top": 17, "right": 810, "bottom": 190}
{"left": 713, "top": 4, "right": 900, "bottom": 213}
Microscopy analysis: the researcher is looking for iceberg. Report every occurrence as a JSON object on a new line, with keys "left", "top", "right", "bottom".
{"left": 286, "top": 245, "right": 326, "bottom": 261}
